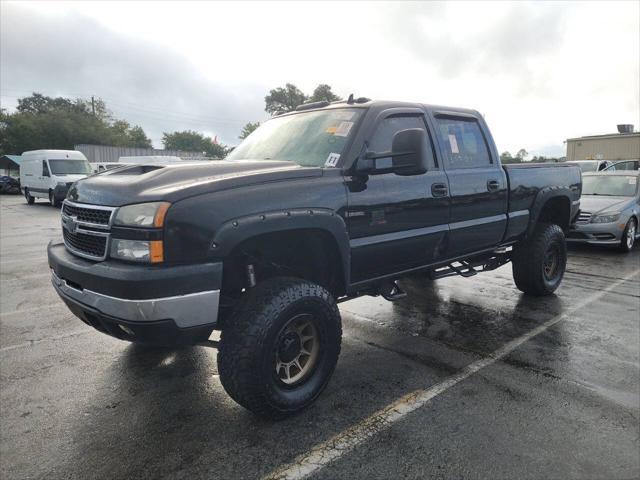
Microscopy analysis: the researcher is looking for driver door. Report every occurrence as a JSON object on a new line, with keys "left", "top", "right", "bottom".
{"left": 347, "top": 109, "right": 450, "bottom": 283}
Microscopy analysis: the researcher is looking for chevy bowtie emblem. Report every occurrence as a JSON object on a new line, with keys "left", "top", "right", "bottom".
{"left": 65, "top": 216, "right": 78, "bottom": 234}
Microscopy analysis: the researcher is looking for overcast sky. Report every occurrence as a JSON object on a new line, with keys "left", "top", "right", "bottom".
{"left": 1, "top": 1, "right": 638, "bottom": 156}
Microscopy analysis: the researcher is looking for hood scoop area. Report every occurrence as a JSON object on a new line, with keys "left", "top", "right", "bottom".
{"left": 109, "top": 165, "right": 165, "bottom": 175}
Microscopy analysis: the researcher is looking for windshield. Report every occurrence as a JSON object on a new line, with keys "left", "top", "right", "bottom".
{"left": 49, "top": 159, "right": 92, "bottom": 175}
{"left": 227, "top": 108, "right": 363, "bottom": 167}
{"left": 582, "top": 175, "right": 638, "bottom": 196}
{"left": 604, "top": 160, "right": 639, "bottom": 171}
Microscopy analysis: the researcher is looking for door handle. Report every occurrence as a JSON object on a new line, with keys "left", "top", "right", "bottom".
{"left": 487, "top": 179, "right": 500, "bottom": 191}
{"left": 431, "top": 183, "right": 448, "bottom": 197}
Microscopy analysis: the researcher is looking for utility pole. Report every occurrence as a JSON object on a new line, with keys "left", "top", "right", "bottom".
{"left": 91, "top": 96, "right": 95, "bottom": 116}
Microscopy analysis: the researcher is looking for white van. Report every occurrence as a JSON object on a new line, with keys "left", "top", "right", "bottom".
{"left": 20, "top": 150, "right": 92, "bottom": 207}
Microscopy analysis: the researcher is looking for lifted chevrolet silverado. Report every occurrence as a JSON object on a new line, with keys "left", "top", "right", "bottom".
{"left": 48, "top": 99, "right": 581, "bottom": 418}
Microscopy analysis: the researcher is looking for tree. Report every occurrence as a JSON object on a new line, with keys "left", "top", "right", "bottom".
{"left": 0, "top": 93, "right": 152, "bottom": 154}
{"left": 162, "top": 130, "right": 227, "bottom": 158}
{"left": 239, "top": 121, "right": 260, "bottom": 140}
{"left": 127, "top": 125, "right": 153, "bottom": 149}
{"left": 309, "top": 84, "right": 341, "bottom": 103}
{"left": 264, "top": 83, "right": 307, "bottom": 115}
{"left": 108, "top": 120, "right": 152, "bottom": 148}
{"left": 515, "top": 148, "right": 528, "bottom": 161}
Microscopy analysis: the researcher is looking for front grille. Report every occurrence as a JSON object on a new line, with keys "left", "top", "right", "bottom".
{"left": 63, "top": 203, "right": 112, "bottom": 225}
{"left": 63, "top": 229, "right": 107, "bottom": 258}
{"left": 61, "top": 201, "right": 116, "bottom": 260}
{"left": 576, "top": 211, "right": 592, "bottom": 225}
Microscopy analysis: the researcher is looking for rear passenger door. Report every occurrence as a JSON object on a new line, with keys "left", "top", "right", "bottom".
{"left": 431, "top": 113, "right": 507, "bottom": 256}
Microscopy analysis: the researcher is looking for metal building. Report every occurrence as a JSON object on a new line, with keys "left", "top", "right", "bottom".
{"left": 566, "top": 125, "right": 639, "bottom": 161}
{"left": 74, "top": 144, "right": 209, "bottom": 163}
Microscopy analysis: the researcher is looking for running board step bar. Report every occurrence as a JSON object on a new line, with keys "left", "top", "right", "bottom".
{"left": 380, "top": 281, "right": 407, "bottom": 301}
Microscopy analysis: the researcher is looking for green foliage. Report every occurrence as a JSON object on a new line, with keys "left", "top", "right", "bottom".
{"left": 309, "top": 84, "right": 341, "bottom": 103}
{"left": 263, "top": 83, "right": 343, "bottom": 116}
{"left": 162, "top": 130, "right": 227, "bottom": 158}
{"left": 264, "top": 83, "right": 308, "bottom": 115}
{"left": 108, "top": 120, "right": 152, "bottom": 148}
{"left": 239, "top": 121, "right": 260, "bottom": 140}
{"left": 501, "top": 150, "right": 561, "bottom": 164}
{"left": 0, "top": 92, "right": 152, "bottom": 155}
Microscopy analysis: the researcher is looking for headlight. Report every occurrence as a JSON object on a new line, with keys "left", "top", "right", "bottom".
{"left": 110, "top": 239, "right": 164, "bottom": 263}
{"left": 114, "top": 202, "right": 170, "bottom": 228}
{"left": 591, "top": 212, "right": 621, "bottom": 224}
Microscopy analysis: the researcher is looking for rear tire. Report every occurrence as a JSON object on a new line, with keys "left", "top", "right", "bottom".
{"left": 24, "top": 188, "right": 34, "bottom": 205}
{"left": 618, "top": 218, "right": 636, "bottom": 252}
{"left": 512, "top": 223, "right": 567, "bottom": 296}
{"left": 218, "top": 277, "right": 342, "bottom": 419}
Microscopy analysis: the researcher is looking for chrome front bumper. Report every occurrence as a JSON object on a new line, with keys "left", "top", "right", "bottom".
{"left": 51, "top": 269, "right": 220, "bottom": 329}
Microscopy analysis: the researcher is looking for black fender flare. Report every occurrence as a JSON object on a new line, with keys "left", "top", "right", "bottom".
{"left": 210, "top": 208, "right": 351, "bottom": 287}
{"left": 526, "top": 186, "right": 574, "bottom": 237}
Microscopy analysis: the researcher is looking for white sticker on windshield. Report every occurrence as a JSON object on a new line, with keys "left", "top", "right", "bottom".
{"left": 448, "top": 134, "right": 460, "bottom": 154}
{"left": 325, "top": 153, "right": 341, "bottom": 167}
{"left": 333, "top": 111, "right": 355, "bottom": 120}
{"left": 334, "top": 121, "right": 354, "bottom": 137}
{"left": 629, "top": 177, "right": 637, "bottom": 184}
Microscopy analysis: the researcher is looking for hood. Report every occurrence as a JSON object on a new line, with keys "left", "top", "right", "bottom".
{"left": 67, "top": 160, "right": 322, "bottom": 206}
{"left": 579, "top": 195, "right": 633, "bottom": 214}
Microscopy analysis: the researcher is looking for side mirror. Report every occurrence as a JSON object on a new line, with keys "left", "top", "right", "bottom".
{"left": 390, "top": 128, "right": 428, "bottom": 176}
{"left": 357, "top": 128, "right": 427, "bottom": 176}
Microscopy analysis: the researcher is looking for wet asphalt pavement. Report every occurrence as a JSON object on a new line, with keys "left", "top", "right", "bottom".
{"left": 1, "top": 194, "right": 639, "bottom": 480}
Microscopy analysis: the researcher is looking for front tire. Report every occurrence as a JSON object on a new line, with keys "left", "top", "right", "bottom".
{"left": 512, "top": 223, "right": 567, "bottom": 296}
{"left": 49, "top": 190, "right": 61, "bottom": 208}
{"left": 619, "top": 218, "right": 637, "bottom": 252}
{"left": 218, "top": 277, "right": 342, "bottom": 419}
{"left": 24, "top": 188, "right": 34, "bottom": 205}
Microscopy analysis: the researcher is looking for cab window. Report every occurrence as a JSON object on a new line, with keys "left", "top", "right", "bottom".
{"left": 369, "top": 116, "right": 426, "bottom": 153}
{"left": 42, "top": 160, "right": 50, "bottom": 177}
{"left": 436, "top": 117, "right": 492, "bottom": 169}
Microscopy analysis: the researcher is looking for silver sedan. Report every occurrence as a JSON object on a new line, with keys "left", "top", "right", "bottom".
{"left": 568, "top": 171, "right": 640, "bottom": 252}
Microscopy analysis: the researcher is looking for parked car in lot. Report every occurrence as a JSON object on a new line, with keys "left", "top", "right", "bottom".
{"left": 568, "top": 171, "right": 639, "bottom": 252}
{"left": 20, "top": 150, "right": 92, "bottom": 207}
{"left": 602, "top": 159, "right": 640, "bottom": 172}
{"left": 90, "top": 162, "right": 128, "bottom": 174}
{"left": 47, "top": 99, "right": 581, "bottom": 418}
{"left": 0, "top": 175, "right": 20, "bottom": 194}
{"left": 569, "top": 159, "right": 612, "bottom": 173}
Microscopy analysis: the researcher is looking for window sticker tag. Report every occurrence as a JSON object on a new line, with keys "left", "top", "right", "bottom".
{"left": 325, "top": 126, "right": 337, "bottom": 134}
{"left": 448, "top": 134, "right": 460, "bottom": 154}
{"left": 333, "top": 111, "right": 355, "bottom": 120}
{"left": 629, "top": 177, "right": 637, "bottom": 184}
{"left": 334, "top": 121, "right": 354, "bottom": 137}
{"left": 325, "top": 153, "right": 341, "bottom": 167}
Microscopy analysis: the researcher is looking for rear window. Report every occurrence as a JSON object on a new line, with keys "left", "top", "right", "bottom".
{"left": 435, "top": 117, "right": 491, "bottom": 169}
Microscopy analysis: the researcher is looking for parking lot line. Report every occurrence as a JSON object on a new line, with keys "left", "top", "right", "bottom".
{"left": 264, "top": 270, "right": 640, "bottom": 480}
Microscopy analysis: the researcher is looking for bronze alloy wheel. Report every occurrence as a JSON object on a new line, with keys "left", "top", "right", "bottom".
{"left": 275, "top": 313, "right": 320, "bottom": 385}
{"left": 542, "top": 244, "right": 561, "bottom": 281}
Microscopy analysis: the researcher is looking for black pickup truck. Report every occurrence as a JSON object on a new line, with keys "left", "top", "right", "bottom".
{"left": 48, "top": 99, "right": 581, "bottom": 418}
